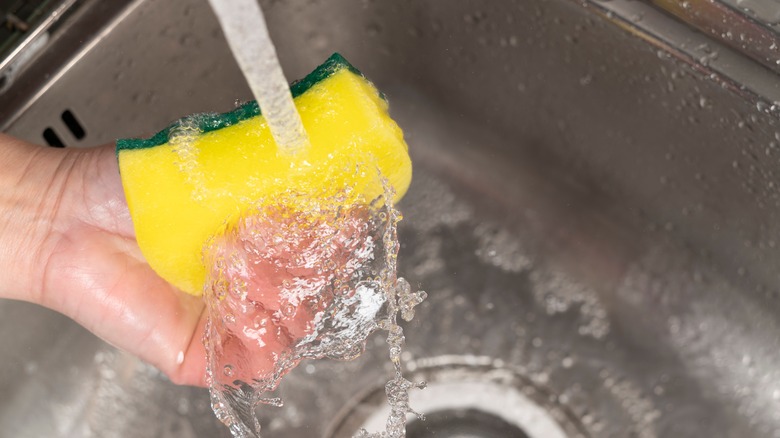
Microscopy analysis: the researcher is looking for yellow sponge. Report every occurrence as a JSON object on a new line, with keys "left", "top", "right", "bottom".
{"left": 116, "top": 53, "right": 411, "bottom": 296}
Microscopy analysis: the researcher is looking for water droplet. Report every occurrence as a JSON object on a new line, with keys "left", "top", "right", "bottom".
{"left": 177, "top": 397, "right": 190, "bottom": 415}
{"left": 366, "top": 22, "right": 382, "bottom": 36}
{"left": 179, "top": 34, "right": 195, "bottom": 47}
{"left": 252, "top": 315, "right": 268, "bottom": 328}
{"left": 281, "top": 302, "right": 296, "bottom": 317}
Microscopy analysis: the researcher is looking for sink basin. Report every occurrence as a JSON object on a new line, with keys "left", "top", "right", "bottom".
{"left": 2, "top": 0, "right": 780, "bottom": 437}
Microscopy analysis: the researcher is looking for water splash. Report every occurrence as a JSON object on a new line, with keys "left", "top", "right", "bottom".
{"left": 355, "top": 276, "right": 428, "bottom": 438}
{"left": 202, "top": 172, "right": 426, "bottom": 438}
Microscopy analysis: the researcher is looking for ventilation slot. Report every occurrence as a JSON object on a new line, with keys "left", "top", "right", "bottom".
{"left": 43, "top": 128, "right": 65, "bottom": 148}
{"left": 61, "top": 109, "right": 85, "bottom": 139}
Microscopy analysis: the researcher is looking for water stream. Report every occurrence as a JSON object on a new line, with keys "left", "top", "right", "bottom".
{"left": 206, "top": 0, "right": 309, "bottom": 154}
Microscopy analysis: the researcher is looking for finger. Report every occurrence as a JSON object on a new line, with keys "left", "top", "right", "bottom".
{"left": 212, "top": 304, "right": 295, "bottom": 387}
{"left": 168, "top": 307, "right": 209, "bottom": 387}
{"left": 40, "top": 227, "right": 206, "bottom": 387}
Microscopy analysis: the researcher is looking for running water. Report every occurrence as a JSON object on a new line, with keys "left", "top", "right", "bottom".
{"left": 206, "top": 0, "right": 309, "bottom": 154}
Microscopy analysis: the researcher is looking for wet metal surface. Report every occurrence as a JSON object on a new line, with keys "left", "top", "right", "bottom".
{"left": 2, "top": 0, "right": 780, "bottom": 437}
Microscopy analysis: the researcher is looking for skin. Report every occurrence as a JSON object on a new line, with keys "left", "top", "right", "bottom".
{"left": 0, "top": 134, "right": 354, "bottom": 389}
{"left": 0, "top": 134, "right": 207, "bottom": 386}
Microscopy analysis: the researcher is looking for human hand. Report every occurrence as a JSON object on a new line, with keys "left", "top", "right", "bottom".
{"left": 0, "top": 134, "right": 207, "bottom": 386}
{"left": 0, "top": 134, "right": 368, "bottom": 389}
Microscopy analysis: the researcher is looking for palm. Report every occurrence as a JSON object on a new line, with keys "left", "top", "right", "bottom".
{"left": 33, "top": 144, "right": 207, "bottom": 386}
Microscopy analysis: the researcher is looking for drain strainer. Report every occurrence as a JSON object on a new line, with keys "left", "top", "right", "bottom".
{"left": 326, "top": 356, "right": 590, "bottom": 438}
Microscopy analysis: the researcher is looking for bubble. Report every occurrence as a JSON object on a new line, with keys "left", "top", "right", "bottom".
{"left": 280, "top": 302, "right": 296, "bottom": 318}
{"left": 252, "top": 315, "right": 268, "bottom": 328}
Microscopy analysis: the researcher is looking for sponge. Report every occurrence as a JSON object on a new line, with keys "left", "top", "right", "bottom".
{"left": 116, "top": 53, "right": 411, "bottom": 296}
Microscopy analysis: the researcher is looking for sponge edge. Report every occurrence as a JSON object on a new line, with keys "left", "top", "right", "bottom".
{"left": 116, "top": 53, "right": 366, "bottom": 152}
{"left": 117, "top": 53, "right": 412, "bottom": 296}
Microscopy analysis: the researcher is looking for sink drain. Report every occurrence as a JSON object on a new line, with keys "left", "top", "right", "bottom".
{"left": 326, "top": 356, "right": 590, "bottom": 438}
{"left": 406, "top": 408, "right": 529, "bottom": 438}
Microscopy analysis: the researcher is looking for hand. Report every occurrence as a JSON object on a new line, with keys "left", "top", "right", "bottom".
{"left": 0, "top": 134, "right": 206, "bottom": 386}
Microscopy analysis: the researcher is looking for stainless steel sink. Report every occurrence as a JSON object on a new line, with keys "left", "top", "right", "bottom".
{"left": 3, "top": 0, "right": 780, "bottom": 437}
